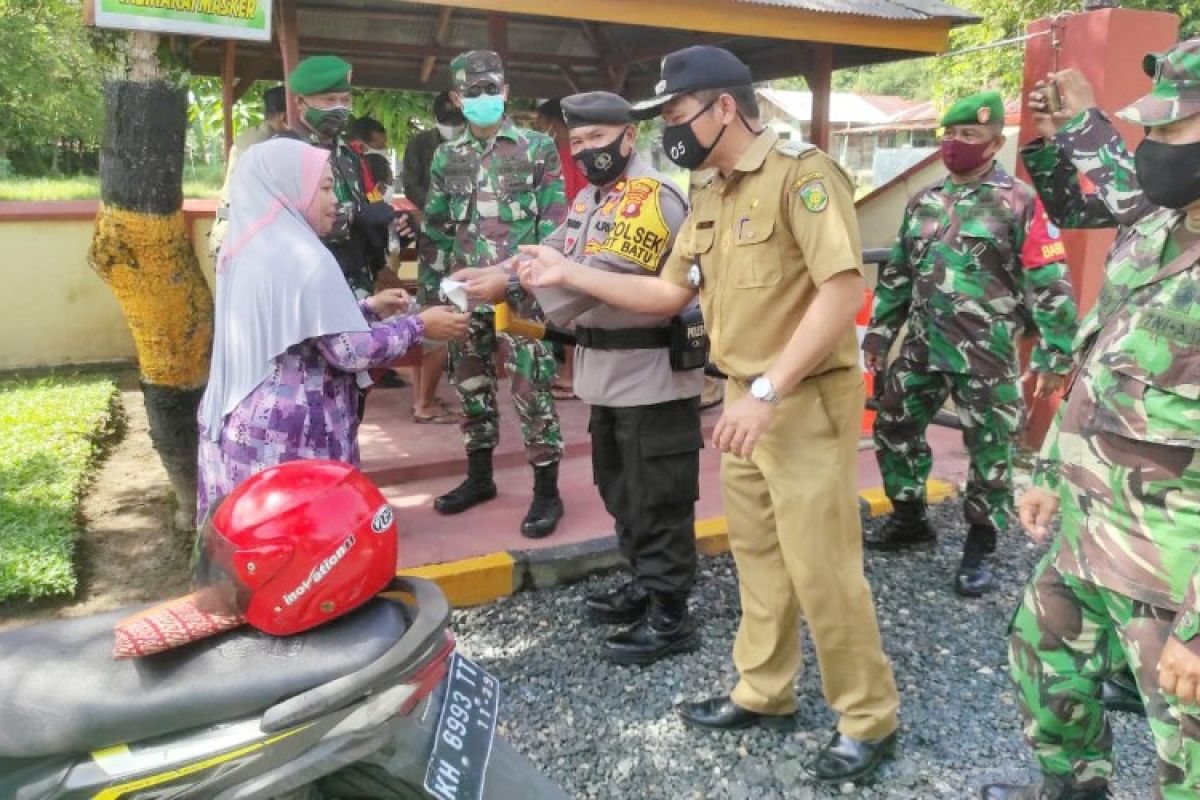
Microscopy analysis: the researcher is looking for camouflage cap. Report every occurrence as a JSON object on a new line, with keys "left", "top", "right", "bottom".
{"left": 941, "top": 90, "right": 1005, "bottom": 128}
{"left": 1117, "top": 37, "right": 1200, "bottom": 127}
{"left": 450, "top": 50, "right": 505, "bottom": 91}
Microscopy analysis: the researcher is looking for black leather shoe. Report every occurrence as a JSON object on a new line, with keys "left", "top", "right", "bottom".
{"left": 808, "top": 730, "right": 896, "bottom": 784}
{"left": 676, "top": 696, "right": 794, "bottom": 732}
{"left": 521, "top": 463, "right": 563, "bottom": 538}
{"left": 1101, "top": 669, "right": 1145, "bottom": 716}
{"left": 586, "top": 581, "right": 649, "bottom": 625}
{"left": 979, "top": 782, "right": 1110, "bottom": 799}
{"left": 434, "top": 450, "right": 497, "bottom": 515}
{"left": 864, "top": 500, "right": 935, "bottom": 551}
{"left": 954, "top": 554, "right": 994, "bottom": 597}
{"left": 604, "top": 594, "right": 696, "bottom": 665}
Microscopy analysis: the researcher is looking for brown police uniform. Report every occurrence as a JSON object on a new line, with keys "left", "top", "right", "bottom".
{"left": 661, "top": 128, "right": 899, "bottom": 741}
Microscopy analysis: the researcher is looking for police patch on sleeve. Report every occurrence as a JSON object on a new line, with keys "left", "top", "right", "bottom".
{"left": 599, "top": 177, "right": 672, "bottom": 272}
{"left": 794, "top": 172, "right": 829, "bottom": 213}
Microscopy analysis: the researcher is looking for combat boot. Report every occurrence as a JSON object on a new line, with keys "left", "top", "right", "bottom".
{"left": 585, "top": 580, "right": 650, "bottom": 625}
{"left": 603, "top": 592, "right": 696, "bottom": 665}
{"left": 954, "top": 523, "right": 997, "bottom": 597}
{"left": 1100, "top": 667, "right": 1146, "bottom": 716}
{"left": 521, "top": 462, "right": 563, "bottom": 538}
{"left": 979, "top": 775, "right": 1110, "bottom": 799}
{"left": 864, "top": 499, "right": 936, "bottom": 550}
{"left": 434, "top": 449, "right": 497, "bottom": 515}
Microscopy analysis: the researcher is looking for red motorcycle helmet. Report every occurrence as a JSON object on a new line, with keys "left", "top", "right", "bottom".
{"left": 114, "top": 460, "right": 398, "bottom": 658}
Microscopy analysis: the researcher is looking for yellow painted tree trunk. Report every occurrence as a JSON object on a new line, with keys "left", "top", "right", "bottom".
{"left": 88, "top": 31, "right": 214, "bottom": 531}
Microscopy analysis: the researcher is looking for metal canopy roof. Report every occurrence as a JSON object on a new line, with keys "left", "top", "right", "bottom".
{"left": 191, "top": 0, "right": 977, "bottom": 98}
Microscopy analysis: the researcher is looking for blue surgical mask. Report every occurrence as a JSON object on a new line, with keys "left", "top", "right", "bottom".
{"left": 462, "top": 95, "right": 505, "bottom": 127}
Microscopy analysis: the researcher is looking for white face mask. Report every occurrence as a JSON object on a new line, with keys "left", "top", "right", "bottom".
{"left": 365, "top": 147, "right": 390, "bottom": 159}
{"left": 382, "top": 185, "right": 395, "bottom": 204}
{"left": 437, "top": 123, "right": 464, "bottom": 141}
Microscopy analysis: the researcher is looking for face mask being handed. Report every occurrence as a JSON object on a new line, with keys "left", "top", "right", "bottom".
{"left": 574, "top": 130, "right": 632, "bottom": 186}
{"left": 461, "top": 95, "right": 505, "bottom": 127}
{"left": 939, "top": 138, "right": 994, "bottom": 175}
{"left": 1134, "top": 138, "right": 1200, "bottom": 210}
{"left": 437, "top": 123, "right": 464, "bottom": 141}
{"left": 662, "top": 100, "right": 726, "bottom": 171}
{"left": 303, "top": 105, "right": 351, "bottom": 139}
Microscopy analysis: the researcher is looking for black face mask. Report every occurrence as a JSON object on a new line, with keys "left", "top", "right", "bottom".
{"left": 1135, "top": 138, "right": 1200, "bottom": 210}
{"left": 574, "top": 130, "right": 631, "bottom": 186}
{"left": 303, "top": 105, "right": 351, "bottom": 140}
{"left": 662, "top": 100, "right": 727, "bottom": 170}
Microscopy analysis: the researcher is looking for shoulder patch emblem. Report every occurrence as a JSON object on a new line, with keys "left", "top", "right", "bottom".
{"left": 598, "top": 177, "right": 671, "bottom": 272}
{"left": 795, "top": 172, "right": 829, "bottom": 213}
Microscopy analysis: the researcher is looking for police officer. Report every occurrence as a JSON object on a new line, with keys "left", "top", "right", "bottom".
{"left": 863, "top": 90, "right": 1079, "bottom": 597}
{"left": 519, "top": 47, "right": 900, "bottom": 784}
{"left": 982, "top": 41, "right": 1200, "bottom": 800}
{"left": 422, "top": 50, "right": 568, "bottom": 538}
{"left": 279, "top": 55, "right": 401, "bottom": 299}
{"left": 526, "top": 91, "right": 702, "bottom": 664}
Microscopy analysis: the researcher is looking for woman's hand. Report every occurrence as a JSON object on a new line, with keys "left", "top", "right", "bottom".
{"left": 419, "top": 305, "right": 470, "bottom": 341}
{"left": 366, "top": 288, "right": 411, "bottom": 318}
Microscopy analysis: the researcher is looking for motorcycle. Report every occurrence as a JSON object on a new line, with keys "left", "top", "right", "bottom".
{"left": 0, "top": 576, "right": 567, "bottom": 800}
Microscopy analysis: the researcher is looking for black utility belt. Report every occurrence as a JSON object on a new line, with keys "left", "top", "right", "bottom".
{"left": 576, "top": 308, "right": 709, "bottom": 372}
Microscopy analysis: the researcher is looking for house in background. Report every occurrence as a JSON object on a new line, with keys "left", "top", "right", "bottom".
{"left": 757, "top": 87, "right": 1020, "bottom": 193}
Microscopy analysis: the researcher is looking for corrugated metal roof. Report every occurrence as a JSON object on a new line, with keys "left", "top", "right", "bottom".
{"left": 738, "top": 0, "right": 979, "bottom": 23}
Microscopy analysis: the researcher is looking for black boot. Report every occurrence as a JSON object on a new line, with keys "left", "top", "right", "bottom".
{"left": 979, "top": 775, "right": 1110, "bottom": 799}
{"left": 1101, "top": 667, "right": 1146, "bottom": 715}
{"left": 434, "top": 449, "right": 497, "bottom": 515}
{"left": 864, "top": 499, "right": 936, "bottom": 550}
{"left": 585, "top": 580, "right": 650, "bottom": 625}
{"left": 604, "top": 593, "right": 696, "bottom": 665}
{"left": 521, "top": 462, "right": 563, "bottom": 538}
{"left": 954, "top": 524, "right": 997, "bottom": 597}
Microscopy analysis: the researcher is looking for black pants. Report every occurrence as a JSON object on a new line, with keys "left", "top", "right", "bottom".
{"left": 590, "top": 397, "right": 702, "bottom": 597}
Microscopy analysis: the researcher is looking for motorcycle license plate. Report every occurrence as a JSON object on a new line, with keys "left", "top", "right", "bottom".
{"left": 423, "top": 653, "right": 500, "bottom": 800}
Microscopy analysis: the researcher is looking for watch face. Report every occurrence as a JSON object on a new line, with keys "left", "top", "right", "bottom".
{"left": 750, "top": 378, "right": 767, "bottom": 398}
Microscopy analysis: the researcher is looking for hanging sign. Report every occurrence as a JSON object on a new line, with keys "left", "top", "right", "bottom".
{"left": 90, "top": 0, "right": 273, "bottom": 42}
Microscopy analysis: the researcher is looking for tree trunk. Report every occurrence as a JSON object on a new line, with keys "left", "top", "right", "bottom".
{"left": 88, "top": 31, "right": 213, "bottom": 532}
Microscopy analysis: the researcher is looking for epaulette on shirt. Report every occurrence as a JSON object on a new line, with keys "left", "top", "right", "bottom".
{"left": 774, "top": 139, "right": 817, "bottom": 159}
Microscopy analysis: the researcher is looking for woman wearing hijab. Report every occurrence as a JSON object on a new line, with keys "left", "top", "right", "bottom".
{"left": 197, "top": 138, "right": 468, "bottom": 523}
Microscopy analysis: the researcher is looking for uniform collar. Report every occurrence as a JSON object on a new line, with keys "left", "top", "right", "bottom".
{"left": 1134, "top": 206, "right": 1183, "bottom": 238}
{"left": 464, "top": 117, "right": 521, "bottom": 150}
{"left": 732, "top": 127, "right": 779, "bottom": 175}
{"left": 941, "top": 162, "right": 1009, "bottom": 193}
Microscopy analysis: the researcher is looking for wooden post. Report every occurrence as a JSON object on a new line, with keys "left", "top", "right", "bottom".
{"left": 421, "top": 6, "right": 455, "bottom": 83}
{"left": 488, "top": 12, "right": 509, "bottom": 62}
{"left": 221, "top": 41, "right": 237, "bottom": 159}
{"left": 807, "top": 43, "right": 833, "bottom": 151}
{"left": 276, "top": 0, "right": 301, "bottom": 127}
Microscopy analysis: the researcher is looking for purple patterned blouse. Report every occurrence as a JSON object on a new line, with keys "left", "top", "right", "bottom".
{"left": 196, "top": 304, "right": 423, "bottom": 524}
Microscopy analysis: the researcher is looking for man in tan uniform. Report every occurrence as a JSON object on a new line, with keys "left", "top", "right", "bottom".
{"left": 518, "top": 46, "right": 899, "bottom": 785}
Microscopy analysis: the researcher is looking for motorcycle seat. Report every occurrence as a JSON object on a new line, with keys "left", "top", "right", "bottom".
{"left": 0, "top": 597, "right": 410, "bottom": 759}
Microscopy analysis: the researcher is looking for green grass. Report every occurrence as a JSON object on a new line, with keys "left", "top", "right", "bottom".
{"left": 0, "top": 375, "right": 119, "bottom": 603}
{"left": 0, "top": 164, "right": 224, "bottom": 202}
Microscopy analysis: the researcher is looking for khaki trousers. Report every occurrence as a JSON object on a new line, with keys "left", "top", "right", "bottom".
{"left": 723, "top": 368, "right": 900, "bottom": 741}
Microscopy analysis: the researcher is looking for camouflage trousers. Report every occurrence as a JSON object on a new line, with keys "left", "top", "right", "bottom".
{"left": 1009, "top": 551, "right": 1200, "bottom": 798}
{"left": 873, "top": 355, "right": 1022, "bottom": 530}
{"left": 449, "top": 306, "right": 563, "bottom": 466}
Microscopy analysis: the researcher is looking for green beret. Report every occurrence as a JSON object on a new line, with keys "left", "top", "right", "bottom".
{"left": 288, "top": 55, "right": 353, "bottom": 96}
{"left": 561, "top": 91, "right": 634, "bottom": 128}
{"left": 941, "top": 90, "right": 1005, "bottom": 127}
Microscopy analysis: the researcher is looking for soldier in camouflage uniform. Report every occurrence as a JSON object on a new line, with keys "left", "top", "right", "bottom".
{"left": 278, "top": 56, "right": 401, "bottom": 299}
{"left": 981, "top": 41, "right": 1200, "bottom": 800}
{"left": 862, "top": 90, "right": 1080, "bottom": 598}
{"left": 421, "top": 50, "right": 568, "bottom": 537}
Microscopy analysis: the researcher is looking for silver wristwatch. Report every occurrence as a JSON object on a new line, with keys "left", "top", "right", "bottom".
{"left": 749, "top": 375, "right": 781, "bottom": 406}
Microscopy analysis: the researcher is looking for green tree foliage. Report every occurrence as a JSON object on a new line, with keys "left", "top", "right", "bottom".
{"left": 353, "top": 89, "right": 436, "bottom": 151}
{"left": 934, "top": 0, "right": 1200, "bottom": 106}
{"left": 0, "top": 0, "right": 107, "bottom": 173}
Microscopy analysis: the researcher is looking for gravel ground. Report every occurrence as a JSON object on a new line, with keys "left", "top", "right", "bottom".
{"left": 454, "top": 499, "right": 1158, "bottom": 800}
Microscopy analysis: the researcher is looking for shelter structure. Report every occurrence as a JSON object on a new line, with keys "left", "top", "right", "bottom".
{"left": 188, "top": 0, "right": 978, "bottom": 153}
